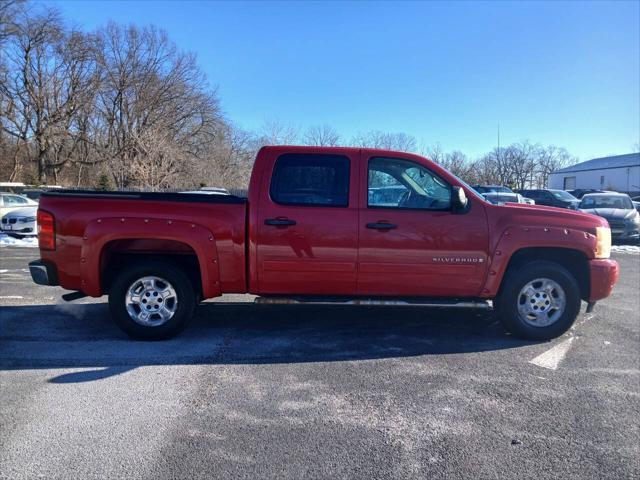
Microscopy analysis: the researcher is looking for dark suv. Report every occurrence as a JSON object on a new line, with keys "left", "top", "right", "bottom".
{"left": 516, "top": 189, "right": 580, "bottom": 209}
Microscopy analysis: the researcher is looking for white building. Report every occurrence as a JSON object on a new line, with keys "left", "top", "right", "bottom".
{"left": 549, "top": 153, "right": 640, "bottom": 196}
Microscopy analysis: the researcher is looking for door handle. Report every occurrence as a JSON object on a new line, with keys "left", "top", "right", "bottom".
{"left": 366, "top": 222, "right": 397, "bottom": 230}
{"left": 265, "top": 218, "right": 297, "bottom": 226}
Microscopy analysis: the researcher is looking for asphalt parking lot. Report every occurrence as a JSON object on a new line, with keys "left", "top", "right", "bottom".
{"left": 1, "top": 247, "right": 639, "bottom": 479}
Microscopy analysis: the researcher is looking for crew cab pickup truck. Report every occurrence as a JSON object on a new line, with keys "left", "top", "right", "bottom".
{"left": 30, "top": 146, "right": 619, "bottom": 340}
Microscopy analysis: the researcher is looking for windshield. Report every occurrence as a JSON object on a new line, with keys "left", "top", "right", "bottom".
{"left": 580, "top": 195, "right": 634, "bottom": 210}
{"left": 551, "top": 190, "right": 578, "bottom": 201}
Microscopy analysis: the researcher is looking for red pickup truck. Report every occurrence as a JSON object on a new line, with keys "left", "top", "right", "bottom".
{"left": 30, "top": 146, "right": 619, "bottom": 340}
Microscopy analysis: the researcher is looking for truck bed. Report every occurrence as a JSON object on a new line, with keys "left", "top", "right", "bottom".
{"left": 37, "top": 189, "right": 248, "bottom": 297}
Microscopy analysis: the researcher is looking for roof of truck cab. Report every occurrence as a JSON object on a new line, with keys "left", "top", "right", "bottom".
{"left": 262, "top": 145, "right": 419, "bottom": 156}
{"left": 259, "top": 145, "right": 430, "bottom": 160}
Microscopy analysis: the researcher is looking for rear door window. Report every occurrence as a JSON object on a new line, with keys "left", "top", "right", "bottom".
{"left": 270, "top": 154, "right": 350, "bottom": 207}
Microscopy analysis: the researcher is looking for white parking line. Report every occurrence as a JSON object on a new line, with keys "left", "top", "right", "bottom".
{"left": 529, "top": 337, "right": 575, "bottom": 370}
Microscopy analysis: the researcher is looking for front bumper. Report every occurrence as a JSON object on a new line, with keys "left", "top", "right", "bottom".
{"left": 611, "top": 229, "right": 639, "bottom": 241}
{"left": 1, "top": 220, "right": 36, "bottom": 234}
{"left": 589, "top": 258, "right": 619, "bottom": 302}
{"left": 29, "top": 260, "right": 59, "bottom": 286}
{"left": 1, "top": 226, "right": 35, "bottom": 234}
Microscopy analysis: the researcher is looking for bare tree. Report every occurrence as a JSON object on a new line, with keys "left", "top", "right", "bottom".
{"left": 536, "top": 145, "right": 575, "bottom": 188}
{"left": 192, "top": 122, "right": 256, "bottom": 189}
{"left": 254, "top": 119, "right": 299, "bottom": 147}
{"left": 94, "top": 22, "right": 223, "bottom": 188}
{"left": 423, "top": 143, "right": 476, "bottom": 181}
{"left": 351, "top": 130, "right": 416, "bottom": 152}
{"left": 0, "top": 0, "right": 23, "bottom": 45}
{"left": 0, "top": 7, "right": 66, "bottom": 182}
{"left": 302, "top": 124, "right": 341, "bottom": 146}
{"left": 505, "top": 141, "right": 539, "bottom": 190}
{"left": 128, "top": 128, "right": 184, "bottom": 191}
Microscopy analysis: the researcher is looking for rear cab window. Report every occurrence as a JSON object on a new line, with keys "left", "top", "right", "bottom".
{"left": 270, "top": 154, "right": 350, "bottom": 207}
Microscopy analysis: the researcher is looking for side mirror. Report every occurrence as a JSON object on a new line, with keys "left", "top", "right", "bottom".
{"left": 451, "top": 186, "right": 468, "bottom": 213}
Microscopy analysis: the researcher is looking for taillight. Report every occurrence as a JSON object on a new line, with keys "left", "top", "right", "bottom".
{"left": 37, "top": 209, "right": 56, "bottom": 251}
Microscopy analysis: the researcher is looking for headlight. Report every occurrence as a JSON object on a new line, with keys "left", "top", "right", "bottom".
{"left": 19, "top": 216, "right": 36, "bottom": 223}
{"left": 595, "top": 226, "right": 611, "bottom": 259}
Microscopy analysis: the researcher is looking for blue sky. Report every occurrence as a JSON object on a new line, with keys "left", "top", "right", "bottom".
{"left": 42, "top": 0, "right": 639, "bottom": 160}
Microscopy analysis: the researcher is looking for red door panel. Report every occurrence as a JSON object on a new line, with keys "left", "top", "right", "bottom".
{"left": 358, "top": 153, "right": 489, "bottom": 297}
{"left": 358, "top": 208, "right": 489, "bottom": 296}
{"left": 255, "top": 148, "right": 360, "bottom": 295}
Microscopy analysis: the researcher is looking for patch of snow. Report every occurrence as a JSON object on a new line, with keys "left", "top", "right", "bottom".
{"left": 0, "top": 233, "right": 38, "bottom": 248}
{"left": 611, "top": 244, "right": 640, "bottom": 254}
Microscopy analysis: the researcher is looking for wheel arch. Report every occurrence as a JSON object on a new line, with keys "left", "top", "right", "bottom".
{"left": 100, "top": 239, "right": 204, "bottom": 298}
{"left": 497, "top": 247, "right": 590, "bottom": 301}
{"left": 80, "top": 217, "right": 221, "bottom": 298}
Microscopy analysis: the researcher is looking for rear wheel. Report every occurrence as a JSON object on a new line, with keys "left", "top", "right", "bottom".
{"left": 109, "top": 260, "right": 196, "bottom": 340}
{"left": 496, "top": 261, "right": 582, "bottom": 340}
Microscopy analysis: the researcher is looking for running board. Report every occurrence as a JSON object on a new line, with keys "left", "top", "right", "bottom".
{"left": 254, "top": 297, "right": 492, "bottom": 309}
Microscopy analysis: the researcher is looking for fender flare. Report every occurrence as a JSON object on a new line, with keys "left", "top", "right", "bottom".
{"left": 481, "top": 225, "right": 596, "bottom": 298}
{"left": 79, "top": 217, "right": 221, "bottom": 298}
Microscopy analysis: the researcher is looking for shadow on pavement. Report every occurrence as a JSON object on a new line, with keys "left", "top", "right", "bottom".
{"left": 0, "top": 302, "right": 537, "bottom": 382}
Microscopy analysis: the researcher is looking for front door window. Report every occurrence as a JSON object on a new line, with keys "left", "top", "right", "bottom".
{"left": 368, "top": 157, "right": 451, "bottom": 210}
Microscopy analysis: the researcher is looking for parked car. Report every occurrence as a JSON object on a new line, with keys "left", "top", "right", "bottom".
{"left": 481, "top": 192, "right": 531, "bottom": 205}
{"left": 0, "top": 206, "right": 37, "bottom": 237}
{"left": 200, "top": 187, "right": 230, "bottom": 194}
{"left": 29, "top": 146, "right": 619, "bottom": 341}
{"left": 181, "top": 187, "right": 231, "bottom": 196}
{"left": 516, "top": 189, "right": 580, "bottom": 209}
{"left": 21, "top": 189, "right": 46, "bottom": 201}
{"left": 474, "top": 185, "right": 534, "bottom": 205}
{"left": 472, "top": 185, "right": 513, "bottom": 194}
{"left": 181, "top": 190, "right": 229, "bottom": 196}
{"left": 567, "top": 189, "right": 608, "bottom": 199}
{"left": 368, "top": 186, "right": 407, "bottom": 206}
{"left": 0, "top": 192, "right": 38, "bottom": 219}
{"left": 579, "top": 193, "right": 640, "bottom": 243}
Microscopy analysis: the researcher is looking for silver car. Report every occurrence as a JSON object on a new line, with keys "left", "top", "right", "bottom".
{"left": 481, "top": 192, "right": 533, "bottom": 205}
{"left": 579, "top": 193, "right": 640, "bottom": 243}
{"left": 0, "top": 206, "right": 38, "bottom": 237}
{"left": 0, "top": 192, "right": 38, "bottom": 218}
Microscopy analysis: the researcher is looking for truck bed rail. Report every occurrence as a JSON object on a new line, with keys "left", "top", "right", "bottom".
{"left": 40, "top": 189, "right": 247, "bottom": 204}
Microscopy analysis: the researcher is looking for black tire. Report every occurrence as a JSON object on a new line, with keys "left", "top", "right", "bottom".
{"left": 496, "top": 260, "right": 582, "bottom": 340}
{"left": 108, "top": 260, "right": 196, "bottom": 340}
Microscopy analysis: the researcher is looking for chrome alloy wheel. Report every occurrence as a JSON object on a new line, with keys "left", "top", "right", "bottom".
{"left": 517, "top": 277, "right": 566, "bottom": 327}
{"left": 125, "top": 276, "right": 178, "bottom": 327}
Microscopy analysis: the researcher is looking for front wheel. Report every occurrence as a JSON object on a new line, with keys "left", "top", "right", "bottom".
{"left": 108, "top": 260, "right": 196, "bottom": 340}
{"left": 496, "top": 261, "right": 582, "bottom": 340}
